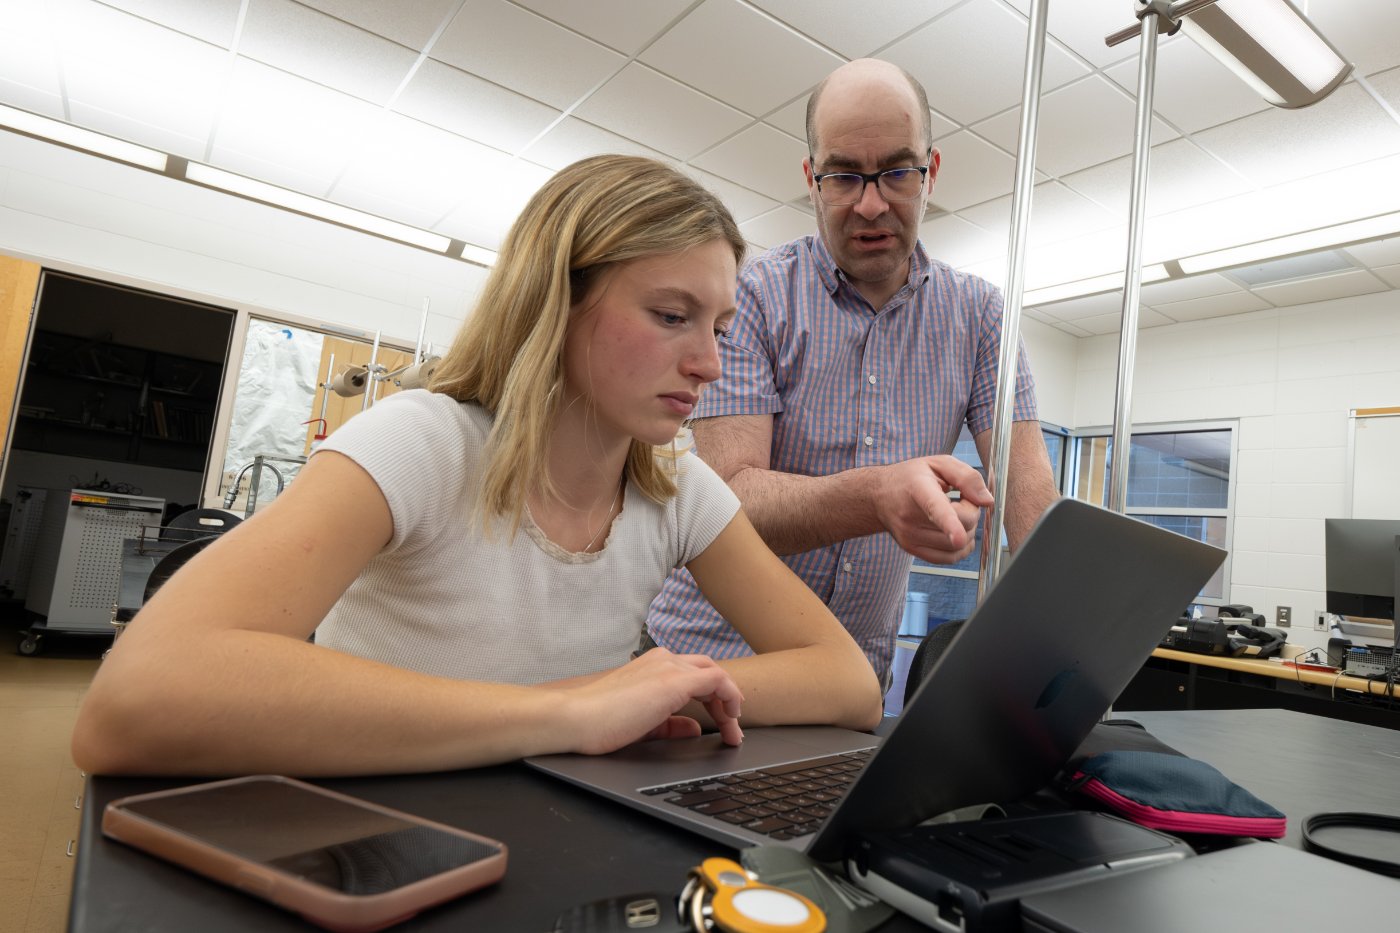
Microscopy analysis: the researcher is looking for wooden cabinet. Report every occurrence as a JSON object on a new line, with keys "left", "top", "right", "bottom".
{"left": 1, "top": 255, "right": 42, "bottom": 457}
{"left": 14, "top": 330, "right": 221, "bottom": 472}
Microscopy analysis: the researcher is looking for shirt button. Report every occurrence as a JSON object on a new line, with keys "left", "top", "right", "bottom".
{"left": 843, "top": 562, "right": 853, "bottom": 573}
{"left": 868, "top": 374, "right": 877, "bottom": 385}
{"left": 863, "top": 435, "right": 874, "bottom": 447}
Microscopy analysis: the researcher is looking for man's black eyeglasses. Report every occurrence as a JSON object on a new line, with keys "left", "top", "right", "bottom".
{"left": 810, "top": 164, "right": 930, "bottom": 205}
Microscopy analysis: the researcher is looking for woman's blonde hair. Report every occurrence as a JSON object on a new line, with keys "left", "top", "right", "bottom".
{"left": 429, "top": 154, "right": 745, "bottom": 531}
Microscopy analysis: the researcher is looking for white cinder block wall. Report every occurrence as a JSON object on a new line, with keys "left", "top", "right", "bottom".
{"left": 1073, "top": 292, "right": 1400, "bottom": 649}
{"left": 1019, "top": 317, "right": 1079, "bottom": 428}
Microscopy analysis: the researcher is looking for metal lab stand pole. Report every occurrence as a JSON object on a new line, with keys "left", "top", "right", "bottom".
{"left": 978, "top": 0, "right": 1050, "bottom": 602}
{"left": 363, "top": 329, "right": 382, "bottom": 412}
{"left": 1106, "top": 9, "right": 1164, "bottom": 513}
{"left": 413, "top": 297, "right": 429, "bottom": 364}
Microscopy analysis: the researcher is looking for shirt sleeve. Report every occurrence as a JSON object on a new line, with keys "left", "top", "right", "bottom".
{"left": 670, "top": 451, "right": 742, "bottom": 568}
{"left": 314, "top": 390, "right": 482, "bottom": 554}
{"left": 694, "top": 265, "right": 784, "bottom": 419}
{"left": 966, "top": 284, "right": 1039, "bottom": 437}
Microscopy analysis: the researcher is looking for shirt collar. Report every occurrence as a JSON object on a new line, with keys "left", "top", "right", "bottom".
{"left": 810, "top": 235, "right": 933, "bottom": 299}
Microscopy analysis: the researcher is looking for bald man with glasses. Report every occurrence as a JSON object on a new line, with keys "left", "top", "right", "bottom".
{"left": 647, "top": 58, "right": 1058, "bottom": 688}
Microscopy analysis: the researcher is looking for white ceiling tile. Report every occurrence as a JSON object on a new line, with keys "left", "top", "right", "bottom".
{"left": 433, "top": 0, "right": 626, "bottom": 110}
{"left": 576, "top": 63, "right": 751, "bottom": 161}
{"left": 1104, "top": 36, "right": 1270, "bottom": 134}
{"left": 1307, "top": 5, "right": 1400, "bottom": 80}
{"left": 927, "top": 130, "right": 1018, "bottom": 212}
{"left": 519, "top": 117, "right": 669, "bottom": 172}
{"left": 326, "top": 189, "right": 446, "bottom": 232}
{"left": 58, "top": 6, "right": 228, "bottom": 148}
{"left": 1053, "top": 320, "right": 1094, "bottom": 338}
{"left": 1249, "top": 269, "right": 1391, "bottom": 309}
{"left": 240, "top": 0, "right": 418, "bottom": 106}
{"left": 689, "top": 123, "right": 809, "bottom": 203}
{"left": 1061, "top": 136, "right": 1252, "bottom": 219}
{"left": 204, "top": 146, "right": 341, "bottom": 199}
{"left": 0, "top": 1, "right": 62, "bottom": 100}
{"left": 1372, "top": 263, "right": 1400, "bottom": 288}
{"left": 294, "top": 0, "right": 461, "bottom": 49}
{"left": 881, "top": 0, "right": 1090, "bottom": 127}
{"left": 960, "top": 256, "right": 1006, "bottom": 290}
{"left": 1192, "top": 83, "right": 1400, "bottom": 189}
{"left": 89, "top": 0, "right": 242, "bottom": 47}
{"left": 395, "top": 60, "right": 560, "bottom": 154}
{"left": 764, "top": 98, "right": 809, "bottom": 140}
{"left": 1073, "top": 306, "right": 1174, "bottom": 335}
{"left": 764, "top": 97, "right": 959, "bottom": 150}
{"left": 64, "top": 104, "right": 207, "bottom": 161}
{"left": 973, "top": 76, "right": 1179, "bottom": 178}
{"left": 1002, "top": 0, "right": 1142, "bottom": 70}
{"left": 680, "top": 166, "right": 781, "bottom": 225}
{"left": 740, "top": 206, "right": 816, "bottom": 249}
{"left": 1151, "top": 289, "right": 1273, "bottom": 323}
{"left": 639, "top": 0, "right": 842, "bottom": 117}
{"left": 0, "top": 81, "right": 64, "bottom": 120}
{"left": 511, "top": 0, "right": 693, "bottom": 55}
{"left": 1341, "top": 235, "right": 1400, "bottom": 269}
{"left": 919, "top": 213, "right": 1004, "bottom": 270}
{"left": 748, "top": 0, "right": 963, "bottom": 59}
{"left": 926, "top": 110, "right": 963, "bottom": 143}
{"left": 434, "top": 158, "right": 556, "bottom": 250}
{"left": 1368, "top": 66, "right": 1400, "bottom": 116}
{"left": 957, "top": 180, "right": 1116, "bottom": 249}
{"left": 1139, "top": 273, "right": 1243, "bottom": 306}
{"left": 212, "top": 58, "right": 383, "bottom": 193}
{"left": 1009, "top": 224, "right": 1131, "bottom": 288}
{"left": 332, "top": 114, "right": 513, "bottom": 223}
{"left": 1031, "top": 290, "right": 1125, "bottom": 323}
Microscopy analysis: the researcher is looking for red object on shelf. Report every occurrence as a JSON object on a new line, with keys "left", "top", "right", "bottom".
{"left": 302, "top": 418, "right": 328, "bottom": 444}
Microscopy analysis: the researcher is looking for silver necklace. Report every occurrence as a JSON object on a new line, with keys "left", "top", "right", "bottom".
{"left": 582, "top": 480, "right": 623, "bottom": 552}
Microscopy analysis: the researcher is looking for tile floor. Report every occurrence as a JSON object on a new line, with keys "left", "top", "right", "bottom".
{"left": 0, "top": 613, "right": 103, "bottom": 933}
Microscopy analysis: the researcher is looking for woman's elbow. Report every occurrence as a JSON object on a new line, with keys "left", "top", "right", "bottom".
{"left": 71, "top": 682, "right": 175, "bottom": 775}
{"left": 71, "top": 702, "right": 135, "bottom": 775}
{"left": 845, "top": 673, "right": 885, "bottom": 733}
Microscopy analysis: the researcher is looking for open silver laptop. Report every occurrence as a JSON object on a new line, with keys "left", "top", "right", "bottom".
{"left": 527, "top": 499, "right": 1225, "bottom": 862}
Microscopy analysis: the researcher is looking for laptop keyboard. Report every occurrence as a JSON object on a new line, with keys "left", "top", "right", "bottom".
{"left": 639, "top": 749, "right": 875, "bottom": 841}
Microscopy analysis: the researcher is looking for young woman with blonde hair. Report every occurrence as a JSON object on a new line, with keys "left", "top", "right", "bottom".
{"left": 73, "top": 155, "right": 882, "bottom": 777}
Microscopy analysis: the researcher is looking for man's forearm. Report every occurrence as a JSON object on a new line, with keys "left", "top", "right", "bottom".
{"left": 998, "top": 423, "right": 1060, "bottom": 551}
{"left": 725, "top": 465, "right": 887, "bottom": 556}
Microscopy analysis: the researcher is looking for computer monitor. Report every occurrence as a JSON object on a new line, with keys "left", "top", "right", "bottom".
{"left": 1324, "top": 518, "right": 1400, "bottom": 623}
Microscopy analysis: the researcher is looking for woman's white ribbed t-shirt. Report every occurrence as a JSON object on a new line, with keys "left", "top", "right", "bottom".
{"left": 313, "top": 390, "right": 740, "bottom": 684}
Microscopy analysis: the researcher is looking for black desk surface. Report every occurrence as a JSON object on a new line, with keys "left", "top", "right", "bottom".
{"left": 69, "top": 709, "right": 1400, "bottom": 932}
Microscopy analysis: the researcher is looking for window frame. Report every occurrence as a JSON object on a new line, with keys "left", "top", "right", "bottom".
{"left": 907, "top": 419, "right": 1072, "bottom": 591}
{"left": 1065, "top": 419, "right": 1238, "bottom": 608}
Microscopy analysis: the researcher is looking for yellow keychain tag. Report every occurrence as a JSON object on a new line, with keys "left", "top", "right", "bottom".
{"left": 688, "top": 857, "right": 826, "bottom": 933}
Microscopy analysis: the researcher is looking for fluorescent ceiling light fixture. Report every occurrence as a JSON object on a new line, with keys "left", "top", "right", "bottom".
{"left": 1178, "top": 212, "right": 1400, "bottom": 274}
{"left": 185, "top": 162, "right": 453, "bottom": 252}
{"left": 459, "top": 243, "right": 498, "bottom": 268}
{"left": 1024, "top": 264, "right": 1170, "bottom": 306}
{"left": 1175, "top": 0, "right": 1352, "bottom": 108}
{"left": 0, "top": 103, "right": 168, "bottom": 171}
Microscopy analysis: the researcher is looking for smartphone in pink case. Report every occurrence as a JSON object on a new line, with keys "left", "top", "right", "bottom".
{"left": 103, "top": 774, "right": 507, "bottom": 932}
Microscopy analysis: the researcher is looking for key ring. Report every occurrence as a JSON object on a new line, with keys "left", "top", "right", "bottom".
{"left": 678, "top": 858, "right": 826, "bottom": 933}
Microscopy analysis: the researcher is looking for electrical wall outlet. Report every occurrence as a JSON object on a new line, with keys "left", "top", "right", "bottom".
{"left": 1315, "top": 610, "right": 1329, "bottom": 632}
{"left": 1276, "top": 606, "right": 1291, "bottom": 627}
